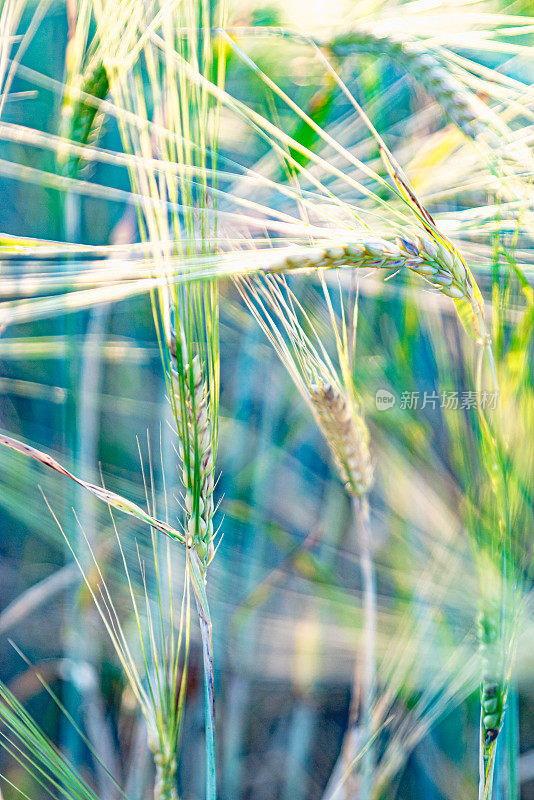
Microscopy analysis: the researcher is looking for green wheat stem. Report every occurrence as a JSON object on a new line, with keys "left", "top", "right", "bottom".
{"left": 188, "top": 548, "right": 216, "bottom": 800}
{"left": 352, "top": 495, "right": 376, "bottom": 800}
{"left": 198, "top": 604, "right": 216, "bottom": 800}
{"left": 474, "top": 329, "right": 512, "bottom": 800}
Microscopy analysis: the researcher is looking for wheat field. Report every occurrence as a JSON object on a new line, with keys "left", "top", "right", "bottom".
{"left": 0, "top": 1, "right": 534, "bottom": 799}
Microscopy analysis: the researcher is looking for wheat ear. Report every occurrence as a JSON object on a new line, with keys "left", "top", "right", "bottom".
{"left": 329, "top": 30, "right": 487, "bottom": 141}
{"left": 267, "top": 236, "right": 477, "bottom": 302}
{"left": 169, "top": 338, "right": 215, "bottom": 573}
{"left": 58, "top": 60, "right": 109, "bottom": 177}
{"left": 309, "top": 382, "right": 373, "bottom": 499}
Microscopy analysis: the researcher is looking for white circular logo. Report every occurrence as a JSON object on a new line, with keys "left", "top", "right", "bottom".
{"left": 375, "top": 389, "right": 396, "bottom": 411}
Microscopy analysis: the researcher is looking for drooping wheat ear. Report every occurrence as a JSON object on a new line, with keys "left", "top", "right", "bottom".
{"left": 269, "top": 235, "right": 479, "bottom": 304}
{"left": 329, "top": 30, "right": 487, "bottom": 141}
{"left": 58, "top": 60, "right": 109, "bottom": 177}
{"left": 477, "top": 602, "right": 504, "bottom": 754}
{"left": 309, "top": 382, "right": 373, "bottom": 498}
{"left": 169, "top": 337, "right": 215, "bottom": 573}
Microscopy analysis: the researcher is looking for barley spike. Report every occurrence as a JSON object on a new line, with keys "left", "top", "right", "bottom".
{"left": 169, "top": 333, "right": 215, "bottom": 574}
{"left": 309, "top": 381, "right": 373, "bottom": 498}
{"left": 329, "top": 30, "right": 487, "bottom": 140}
